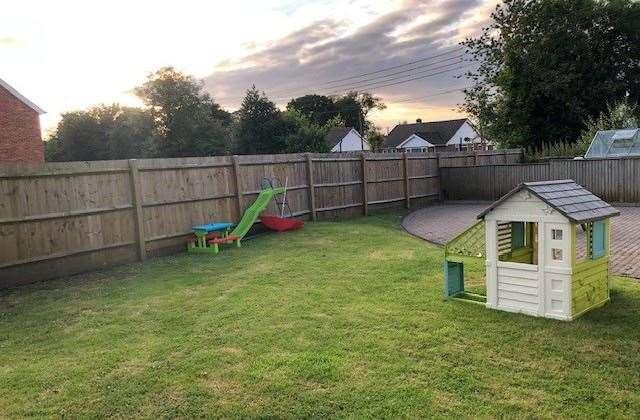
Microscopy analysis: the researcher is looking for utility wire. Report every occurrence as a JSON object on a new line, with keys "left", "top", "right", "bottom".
{"left": 325, "top": 64, "right": 473, "bottom": 96}
{"left": 391, "top": 87, "right": 468, "bottom": 103}
{"left": 325, "top": 61, "right": 467, "bottom": 95}
{"left": 319, "top": 47, "right": 463, "bottom": 85}
{"left": 227, "top": 47, "right": 466, "bottom": 101}
{"left": 318, "top": 54, "right": 465, "bottom": 91}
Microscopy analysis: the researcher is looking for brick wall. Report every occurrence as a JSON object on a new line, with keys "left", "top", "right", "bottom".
{"left": 0, "top": 86, "right": 44, "bottom": 163}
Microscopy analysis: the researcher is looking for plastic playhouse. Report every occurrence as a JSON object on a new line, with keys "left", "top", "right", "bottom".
{"left": 444, "top": 180, "right": 619, "bottom": 320}
{"left": 187, "top": 178, "right": 302, "bottom": 254}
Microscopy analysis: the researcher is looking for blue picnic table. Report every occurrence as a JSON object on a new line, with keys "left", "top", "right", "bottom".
{"left": 191, "top": 222, "right": 234, "bottom": 248}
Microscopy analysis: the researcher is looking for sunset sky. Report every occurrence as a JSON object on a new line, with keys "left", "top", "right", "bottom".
{"left": 2, "top": 0, "right": 497, "bottom": 136}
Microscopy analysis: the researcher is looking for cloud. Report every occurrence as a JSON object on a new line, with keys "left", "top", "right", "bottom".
{"left": 203, "top": 0, "right": 493, "bottom": 119}
{"left": 0, "top": 36, "right": 26, "bottom": 48}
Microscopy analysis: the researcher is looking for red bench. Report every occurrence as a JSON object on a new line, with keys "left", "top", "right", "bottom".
{"left": 207, "top": 235, "right": 241, "bottom": 252}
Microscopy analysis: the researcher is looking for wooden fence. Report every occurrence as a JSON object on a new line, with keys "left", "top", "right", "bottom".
{"left": 0, "top": 149, "right": 521, "bottom": 287}
{"left": 441, "top": 157, "right": 640, "bottom": 203}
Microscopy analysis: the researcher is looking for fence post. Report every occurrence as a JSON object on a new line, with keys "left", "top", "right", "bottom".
{"left": 403, "top": 152, "right": 410, "bottom": 209}
{"left": 361, "top": 153, "right": 368, "bottom": 216}
{"left": 128, "top": 159, "right": 146, "bottom": 261}
{"left": 232, "top": 155, "right": 243, "bottom": 220}
{"left": 473, "top": 149, "right": 479, "bottom": 166}
{"left": 305, "top": 153, "right": 317, "bottom": 221}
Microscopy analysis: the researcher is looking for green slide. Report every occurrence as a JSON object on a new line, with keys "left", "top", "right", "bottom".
{"left": 230, "top": 187, "right": 285, "bottom": 239}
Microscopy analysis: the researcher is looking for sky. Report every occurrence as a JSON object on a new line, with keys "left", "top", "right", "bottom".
{"left": 2, "top": 0, "right": 498, "bottom": 137}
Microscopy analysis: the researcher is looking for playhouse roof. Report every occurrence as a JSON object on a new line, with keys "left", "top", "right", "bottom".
{"left": 477, "top": 180, "right": 620, "bottom": 223}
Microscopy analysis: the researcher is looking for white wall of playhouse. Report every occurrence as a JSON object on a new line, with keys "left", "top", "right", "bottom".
{"left": 483, "top": 190, "right": 573, "bottom": 320}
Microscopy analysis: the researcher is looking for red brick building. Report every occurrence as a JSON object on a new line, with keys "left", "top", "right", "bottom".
{"left": 0, "top": 78, "right": 45, "bottom": 163}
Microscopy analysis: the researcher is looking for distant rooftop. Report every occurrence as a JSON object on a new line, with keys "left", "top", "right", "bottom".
{"left": 324, "top": 127, "right": 357, "bottom": 148}
{"left": 382, "top": 118, "right": 468, "bottom": 148}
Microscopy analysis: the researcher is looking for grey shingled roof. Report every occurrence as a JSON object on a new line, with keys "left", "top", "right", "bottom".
{"left": 382, "top": 118, "right": 467, "bottom": 148}
{"left": 477, "top": 180, "right": 620, "bottom": 223}
{"left": 414, "top": 131, "right": 445, "bottom": 145}
{"left": 324, "top": 127, "right": 357, "bottom": 148}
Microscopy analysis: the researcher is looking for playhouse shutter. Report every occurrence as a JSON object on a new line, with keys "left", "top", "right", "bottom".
{"left": 592, "top": 220, "right": 606, "bottom": 259}
{"left": 511, "top": 222, "right": 525, "bottom": 249}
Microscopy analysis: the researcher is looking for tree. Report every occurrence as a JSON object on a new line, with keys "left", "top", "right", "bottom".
{"left": 135, "top": 67, "right": 230, "bottom": 157}
{"left": 45, "top": 105, "right": 156, "bottom": 162}
{"left": 366, "top": 127, "right": 386, "bottom": 152}
{"left": 286, "top": 94, "right": 336, "bottom": 126}
{"left": 461, "top": 0, "right": 640, "bottom": 148}
{"left": 235, "top": 86, "right": 286, "bottom": 154}
{"left": 332, "top": 91, "right": 385, "bottom": 135}
{"left": 279, "top": 110, "right": 344, "bottom": 153}
{"left": 287, "top": 92, "right": 385, "bottom": 136}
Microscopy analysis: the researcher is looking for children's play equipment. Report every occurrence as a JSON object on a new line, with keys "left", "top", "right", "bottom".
{"left": 258, "top": 177, "right": 304, "bottom": 232}
{"left": 187, "top": 183, "right": 285, "bottom": 254}
{"left": 444, "top": 180, "right": 620, "bottom": 320}
{"left": 260, "top": 215, "right": 303, "bottom": 232}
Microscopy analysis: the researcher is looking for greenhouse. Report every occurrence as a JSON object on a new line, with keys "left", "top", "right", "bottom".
{"left": 585, "top": 128, "right": 640, "bottom": 158}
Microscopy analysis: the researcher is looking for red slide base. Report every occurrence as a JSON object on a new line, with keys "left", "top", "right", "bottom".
{"left": 260, "top": 215, "right": 304, "bottom": 232}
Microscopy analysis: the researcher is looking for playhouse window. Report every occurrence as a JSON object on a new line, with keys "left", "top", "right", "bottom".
{"left": 552, "top": 229, "right": 563, "bottom": 240}
{"left": 498, "top": 221, "right": 538, "bottom": 265}
{"left": 592, "top": 220, "right": 606, "bottom": 259}
{"left": 552, "top": 248, "right": 563, "bottom": 261}
{"left": 576, "top": 221, "right": 606, "bottom": 261}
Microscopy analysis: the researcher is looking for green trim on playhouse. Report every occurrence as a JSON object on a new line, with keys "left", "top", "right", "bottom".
{"left": 444, "top": 220, "right": 485, "bottom": 260}
{"left": 443, "top": 221, "right": 487, "bottom": 302}
{"left": 570, "top": 220, "right": 611, "bottom": 319}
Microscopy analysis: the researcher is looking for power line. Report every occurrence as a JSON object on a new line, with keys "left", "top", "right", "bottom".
{"left": 226, "top": 47, "right": 467, "bottom": 101}
{"left": 391, "top": 87, "right": 468, "bottom": 103}
{"left": 326, "top": 61, "right": 467, "bottom": 95}
{"left": 273, "top": 86, "right": 469, "bottom": 114}
{"left": 319, "top": 54, "right": 465, "bottom": 91}
{"left": 319, "top": 47, "right": 463, "bottom": 85}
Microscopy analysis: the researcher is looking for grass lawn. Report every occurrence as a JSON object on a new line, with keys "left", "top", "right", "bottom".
{"left": 1, "top": 211, "right": 640, "bottom": 418}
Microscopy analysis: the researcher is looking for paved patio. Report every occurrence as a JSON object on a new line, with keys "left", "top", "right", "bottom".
{"left": 402, "top": 203, "right": 640, "bottom": 279}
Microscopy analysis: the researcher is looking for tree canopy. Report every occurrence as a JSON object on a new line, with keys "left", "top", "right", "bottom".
{"left": 44, "top": 69, "right": 386, "bottom": 161}
{"left": 46, "top": 68, "right": 233, "bottom": 161}
{"left": 461, "top": 0, "right": 640, "bottom": 148}
{"left": 134, "top": 67, "right": 231, "bottom": 157}
{"left": 234, "top": 86, "right": 287, "bottom": 154}
{"left": 45, "top": 105, "right": 156, "bottom": 162}
{"left": 286, "top": 92, "right": 385, "bottom": 135}
{"left": 286, "top": 95, "right": 336, "bottom": 126}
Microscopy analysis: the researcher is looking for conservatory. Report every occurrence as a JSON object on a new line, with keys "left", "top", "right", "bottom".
{"left": 585, "top": 128, "right": 640, "bottom": 158}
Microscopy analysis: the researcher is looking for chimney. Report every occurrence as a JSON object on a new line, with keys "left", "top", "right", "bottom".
{"left": 416, "top": 118, "right": 422, "bottom": 123}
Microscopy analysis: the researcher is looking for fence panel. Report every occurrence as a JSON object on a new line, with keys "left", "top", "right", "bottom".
{"left": 0, "top": 161, "right": 139, "bottom": 286}
{"left": 441, "top": 157, "right": 640, "bottom": 203}
{"left": 0, "top": 149, "right": 517, "bottom": 287}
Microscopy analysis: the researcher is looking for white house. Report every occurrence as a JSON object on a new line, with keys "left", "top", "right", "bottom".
{"left": 325, "top": 127, "right": 369, "bottom": 152}
{"left": 381, "top": 118, "right": 486, "bottom": 152}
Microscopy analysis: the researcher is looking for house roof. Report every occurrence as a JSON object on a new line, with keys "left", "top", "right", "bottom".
{"left": 0, "top": 77, "right": 45, "bottom": 114}
{"left": 477, "top": 180, "right": 620, "bottom": 223}
{"left": 383, "top": 118, "right": 467, "bottom": 148}
{"left": 324, "top": 127, "right": 358, "bottom": 148}
{"left": 412, "top": 131, "right": 445, "bottom": 145}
